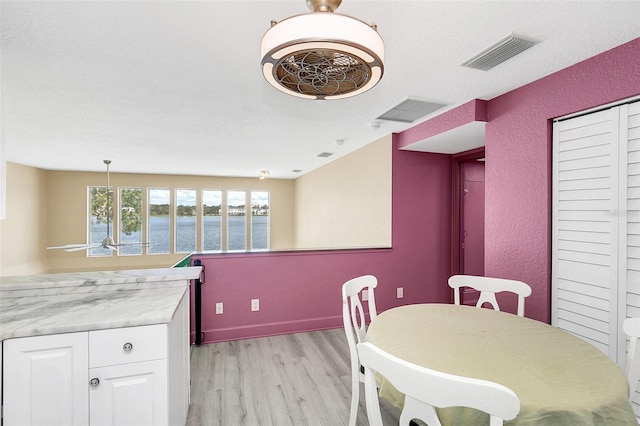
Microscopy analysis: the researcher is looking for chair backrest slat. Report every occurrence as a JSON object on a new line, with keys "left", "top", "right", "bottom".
{"left": 448, "top": 275, "right": 532, "bottom": 317}
{"left": 357, "top": 342, "right": 520, "bottom": 426}
{"left": 341, "top": 275, "right": 378, "bottom": 426}
{"left": 623, "top": 317, "right": 640, "bottom": 398}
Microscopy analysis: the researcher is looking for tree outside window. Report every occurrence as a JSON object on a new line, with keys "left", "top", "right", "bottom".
{"left": 119, "top": 188, "right": 143, "bottom": 255}
{"left": 89, "top": 186, "right": 113, "bottom": 257}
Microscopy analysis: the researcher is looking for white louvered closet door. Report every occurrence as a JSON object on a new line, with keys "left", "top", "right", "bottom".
{"left": 624, "top": 102, "right": 640, "bottom": 418}
{"left": 552, "top": 106, "right": 620, "bottom": 358}
{"left": 624, "top": 101, "right": 640, "bottom": 332}
{"left": 553, "top": 100, "right": 640, "bottom": 420}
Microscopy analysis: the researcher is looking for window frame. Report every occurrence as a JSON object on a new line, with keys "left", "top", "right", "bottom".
{"left": 202, "top": 189, "right": 223, "bottom": 252}
{"left": 147, "top": 187, "right": 172, "bottom": 255}
{"left": 118, "top": 186, "right": 144, "bottom": 256}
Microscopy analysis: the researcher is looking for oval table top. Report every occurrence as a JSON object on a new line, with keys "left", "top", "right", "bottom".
{"left": 365, "top": 303, "right": 637, "bottom": 425}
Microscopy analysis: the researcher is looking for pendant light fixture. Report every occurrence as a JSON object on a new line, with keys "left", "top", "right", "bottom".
{"left": 260, "top": 0, "right": 384, "bottom": 100}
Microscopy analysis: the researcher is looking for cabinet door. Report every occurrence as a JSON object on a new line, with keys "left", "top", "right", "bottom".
{"left": 3, "top": 332, "right": 89, "bottom": 426}
{"left": 89, "top": 359, "right": 168, "bottom": 426}
{"left": 167, "top": 290, "right": 190, "bottom": 425}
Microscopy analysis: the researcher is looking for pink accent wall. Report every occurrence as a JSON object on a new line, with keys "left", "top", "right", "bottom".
{"left": 484, "top": 37, "right": 640, "bottom": 322}
{"left": 191, "top": 138, "right": 452, "bottom": 343}
{"left": 189, "top": 38, "right": 640, "bottom": 342}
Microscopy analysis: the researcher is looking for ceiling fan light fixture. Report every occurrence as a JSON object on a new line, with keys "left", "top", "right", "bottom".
{"left": 46, "top": 160, "right": 149, "bottom": 253}
{"left": 260, "top": 0, "right": 384, "bottom": 100}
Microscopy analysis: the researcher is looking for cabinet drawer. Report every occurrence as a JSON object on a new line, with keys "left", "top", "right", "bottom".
{"left": 89, "top": 324, "right": 167, "bottom": 368}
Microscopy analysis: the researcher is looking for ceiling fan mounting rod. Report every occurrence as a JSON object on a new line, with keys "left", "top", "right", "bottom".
{"left": 104, "top": 159, "right": 111, "bottom": 238}
{"left": 306, "top": 0, "right": 341, "bottom": 12}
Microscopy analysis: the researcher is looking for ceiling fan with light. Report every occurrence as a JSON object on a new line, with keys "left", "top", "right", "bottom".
{"left": 47, "top": 160, "right": 149, "bottom": 252}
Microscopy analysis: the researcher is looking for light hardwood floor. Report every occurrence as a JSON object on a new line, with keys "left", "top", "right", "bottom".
{"left": 186, "top": 328, "right": 400, "bottom": 426}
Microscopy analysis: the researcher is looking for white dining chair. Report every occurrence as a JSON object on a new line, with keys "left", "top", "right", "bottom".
{"left": 623, "top": 317, "right": 640, "bottom": 398}
{"left": 357, "top": 342, "right": 520, "bottom": 426}
{"left": 448, "top": 275, "right": 532, "bottom": 317}
{"left": 342, "top": 275, "right": 378, "bottom": 426}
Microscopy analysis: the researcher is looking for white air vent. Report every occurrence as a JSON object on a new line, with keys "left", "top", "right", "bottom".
{"left": 461, "top": 35, "right": 537, "bottom": 71}
{"left": 377, "top": 98, "right": 447, "bottom": 123}
{"left": 317, "top": 152, "right": 333, "bottom": 158}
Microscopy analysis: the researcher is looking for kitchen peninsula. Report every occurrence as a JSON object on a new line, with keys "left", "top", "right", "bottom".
{"left": 0, "top": 266, "right": 202, "bottom": 426}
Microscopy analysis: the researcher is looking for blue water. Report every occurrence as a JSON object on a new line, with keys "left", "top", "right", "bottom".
{"left": 90, "top": 215, "right": 268, "bottom": 256}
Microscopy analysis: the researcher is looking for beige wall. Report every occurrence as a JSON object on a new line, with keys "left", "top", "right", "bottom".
{"left": 1, "top": 163, "right": 294, "bottom": 275}
{"left": 1, "top": 136, "right": 391, "bottom": 275}
{"left": 44, "top": 170, "right": 295, "bottom": 273}
{"left": 294, "top": 135, "right": 392, "bottom": 249}
{"left": 0, "top": 162, "right": 49, "bottom": 275}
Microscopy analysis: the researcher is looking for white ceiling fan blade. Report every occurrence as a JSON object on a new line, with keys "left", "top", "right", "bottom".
{"left": 47, "top": 243, "right": 94, "bottom": 250}
{"left": 65, "top": 244, "right": 102, "bottom": 252}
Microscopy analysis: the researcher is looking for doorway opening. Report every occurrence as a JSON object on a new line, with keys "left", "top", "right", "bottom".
{"left": 451, "top": 147, "right": 485, "bottom": 304}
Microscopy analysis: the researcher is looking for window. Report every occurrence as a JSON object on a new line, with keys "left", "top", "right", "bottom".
{"left": 87, "top": 187, "right": 271, "bottom": 255}
{"left": 176, "top": 189, "right": 197, "bottom": 253}
{"left": 251, "top": 191, "right": 269, "bottom": 250}
{"left": 119, "top": 187, "right": 143, "bottom": 255}
{"left": 88, "top": 186, "right": 113, "bottom": 257}
{"left": 227, "top": 190, "right": 246, "bottom": 250}
{"left": 148, "top": 188, "right": 171, "bottom": 254}
{"left": 202, "top": 190, "right": 222, "bottom": 251}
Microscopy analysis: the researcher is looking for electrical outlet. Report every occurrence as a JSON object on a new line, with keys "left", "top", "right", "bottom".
{"left": 251, "top": 298, "right": 260, "bottom": 312}
{"left": 362, "top": 289, "right": 369, "bottom": 301}
{"left": 216, "top": 302, "right": 223, "bottom": 314}
{"left": 397, "top": 287, "right": 404, "bottom": 298}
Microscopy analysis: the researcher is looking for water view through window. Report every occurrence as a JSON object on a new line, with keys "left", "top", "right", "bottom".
{"left": 252, "top": 191, "right": 269, "bottom": 250}
{"left": 227, "top": 190, "right": 246, "bottom": 250}
{"left": 176, "top": 189, "right": 197, "bottom": 253}
{"left": 149, "top": 188, "right": 170, "bottom": 254}
{"left": 89, "top": 188, "right": 269, "bottom": 254}
{"left": 203, "top": 190, "right": 222, "bottom": 251}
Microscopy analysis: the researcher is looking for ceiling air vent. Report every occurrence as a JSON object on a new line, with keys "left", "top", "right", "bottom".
{"left": 376, "top": 98, "right": 447, "bottom": 123}
{"left": 461, "top": 35, "right": 537, "bottom": 71}
{"left": 317, "top": 152, "right": 333, "bottom": 158}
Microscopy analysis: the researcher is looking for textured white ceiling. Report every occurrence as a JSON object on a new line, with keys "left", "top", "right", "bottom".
{"left": 2, "top": 0, "right": 640, "bottom": 178}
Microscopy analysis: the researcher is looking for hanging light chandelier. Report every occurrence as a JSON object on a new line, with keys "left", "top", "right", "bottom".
{"left": 260, "top": 0, "right": 384, "bottom": 100}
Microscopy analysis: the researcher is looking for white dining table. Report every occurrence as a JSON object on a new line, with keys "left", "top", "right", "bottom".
{"left": 365, "top": 303, "right": 638, "bottom": 425}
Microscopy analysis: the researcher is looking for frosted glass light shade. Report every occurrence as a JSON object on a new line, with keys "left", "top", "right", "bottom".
{"left": 260, "top": 12, "right": 384, "bottom": 100}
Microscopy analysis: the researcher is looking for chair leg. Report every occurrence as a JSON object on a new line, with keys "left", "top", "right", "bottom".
{"left": 348, "top": 368, "right": 360, "bottom": 426}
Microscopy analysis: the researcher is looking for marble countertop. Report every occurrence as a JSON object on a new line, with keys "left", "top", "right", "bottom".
{"left": 0, "top": 267, "right": 202, "bottom": 340}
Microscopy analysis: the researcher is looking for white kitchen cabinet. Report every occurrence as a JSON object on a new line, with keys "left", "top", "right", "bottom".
{"left": 2, "top": 291, "right": 189, "bottom": 426}
{"left": 89, "top": 359, "right": 167, "bottom": 426}
{"left": 3, "top": 332, "right": 89, "bottom": 425}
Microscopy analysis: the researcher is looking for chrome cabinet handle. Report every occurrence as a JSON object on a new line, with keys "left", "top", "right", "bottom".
{"left": 123, "top": 342, "right": 133, "bottom": 352}
{"left": 89, "top": 378, "right": 100, "bottom": 388}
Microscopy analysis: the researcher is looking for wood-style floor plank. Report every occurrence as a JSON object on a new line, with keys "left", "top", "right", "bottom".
{"left": 186, "top": 328, "right": 400, "bottom": 426}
